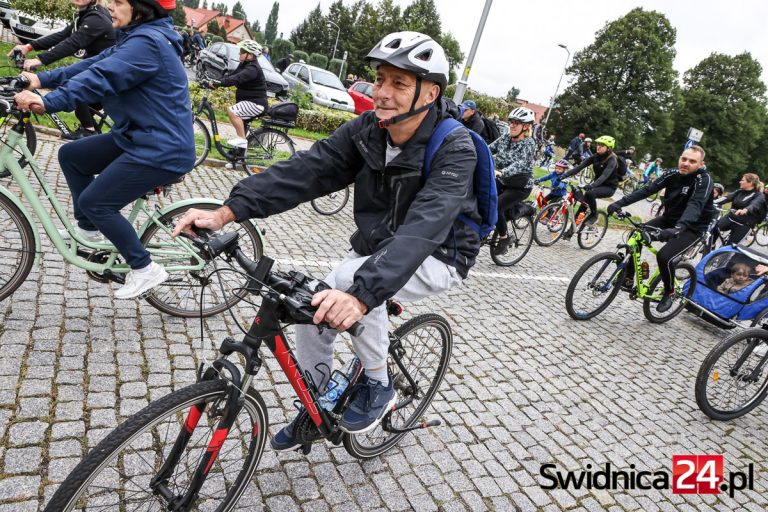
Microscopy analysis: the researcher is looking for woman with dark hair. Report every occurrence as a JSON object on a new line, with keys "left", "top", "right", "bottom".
{"left": 8, "top": 0, "right": 116, "bottom": 140}
{"left": 14, "top": 0, "right": 195, "bottom": 299}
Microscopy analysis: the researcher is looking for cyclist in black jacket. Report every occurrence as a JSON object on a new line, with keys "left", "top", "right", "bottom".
{"left": 214, "top": 39, "right": 267, "bottom": 150}
{"left": 608, "top": 145, "right": 716, "bottom": 312}
{"left": 714, "top": 173, "right": 767, "bottom": 244}
{"left": 9, "top": 0, "right": 115, "bottom": 140}
{"left": 562, "top": 135, "right": 620, "bottom": 225}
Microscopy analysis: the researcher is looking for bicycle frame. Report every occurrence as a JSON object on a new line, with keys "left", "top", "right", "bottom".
{"left": 0, "top": 117, "right": 210, "bottom": 274}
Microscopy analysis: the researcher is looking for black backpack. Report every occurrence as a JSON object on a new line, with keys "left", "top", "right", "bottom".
{"left": 615, "top": 155, "right": 629, "bottom": 178}
{"left": 479, "top": 114, "right": 501, "bottom": 144}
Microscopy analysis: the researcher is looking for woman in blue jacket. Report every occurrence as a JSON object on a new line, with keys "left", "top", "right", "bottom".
{"left": 15, "top": 0, "right": 194, "bottom": 299}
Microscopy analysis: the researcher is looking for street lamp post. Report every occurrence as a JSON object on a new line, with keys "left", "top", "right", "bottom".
{"left": 543, "top": 44, "right": 570, "bottom": 127}
{"left": 328, "top": 21, "right": 340, "bottom": 62}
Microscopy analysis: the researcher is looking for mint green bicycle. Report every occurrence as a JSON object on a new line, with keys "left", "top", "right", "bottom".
{"left": 0, "top": 77, "right": 264, "bottom": 317}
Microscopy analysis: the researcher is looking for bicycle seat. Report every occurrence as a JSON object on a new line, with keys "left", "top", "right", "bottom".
{"left": 142, "top": 176, "right": 186, "bottom": 198}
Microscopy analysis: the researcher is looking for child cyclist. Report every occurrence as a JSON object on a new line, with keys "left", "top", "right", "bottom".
{"left": 534, "top": 159, "right": 569, "bottom": 206}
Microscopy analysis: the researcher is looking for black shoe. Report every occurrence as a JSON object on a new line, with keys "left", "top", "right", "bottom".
{"left": 620, "top": 275, "right": 635, "bottom": 291}
{"left": 492, "top": 236, "right": 511, "bottom": 255}
{"left": 584, "top": 213, "right": 598, "bottom": 225}
{"left": 61, "top": 127, "right": 97, "bottom": 141}
{"left": 270, "top": 413, "right": 303, "bottom": 452}
{"left": 656, "top": 291, "right": 675, "bottom": 313}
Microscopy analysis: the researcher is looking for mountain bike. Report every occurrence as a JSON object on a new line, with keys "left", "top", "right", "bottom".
{"left": 565, "top": 211, "right": 697, "bottom": 323}
{"left": 619, "top": 172, "right": 638, "bottom": 196}
{"left": 43, "top": 230, "right": 450, "bottom": 511}
{"left": 695, "top": 327, "right": 768, "bottom": 420}
{"left": 482, "top": 200, "right": 534, "bottom": 266}
{"left": 578, "top": 165, "right": 595, "bottom": 186}
{"left": 533, "top": 182, "right": 608, "bottom": 249}
{"left": 0, "top": 76, "right": 264, "bottom": 317}
{"left": 750, "top": 220, "right": 768, "bottom": 247}
{"left": 191, "top": 79, "right": 296, "bottom": 172}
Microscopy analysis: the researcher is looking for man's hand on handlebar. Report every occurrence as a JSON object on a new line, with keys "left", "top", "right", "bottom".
{"left": 311, "top": 289, "right": 367, "bottom": 332}
{"left": 13, "top": 90, "right": 45, "bottom": 114}
{"left": 606, "top": 202, "right": 622, "bottom": 216}
{"left": 171, "top": 206, "right": 235, "bottom": 238}
{"left": 22, "top": 58, "right": 41, "bottom": 72}
{"left": 20, "top": 72, "right": 40, "bottom": 90}
{"left": 8, "top": 44, "right": 30, "bottom": 58}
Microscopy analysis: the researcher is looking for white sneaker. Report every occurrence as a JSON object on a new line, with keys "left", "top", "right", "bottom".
{"left": 227, "top": 137, "right": 248, "bottom": 149}
{"left": 753, "top": 343, "right": 768, "bottom": 359}
{"left": 114, "top": 262, "right": 168, "bottom": 299}
{"left": 58, "top": 226, "right": 104, "bottom": 244}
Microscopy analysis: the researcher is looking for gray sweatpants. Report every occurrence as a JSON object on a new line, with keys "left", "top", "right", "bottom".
{"left": 294, "top": 251, "right": 463, "bottom": 390}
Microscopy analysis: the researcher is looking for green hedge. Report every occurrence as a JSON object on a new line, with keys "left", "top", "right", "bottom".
{"left": 293, "top": 50, "right": 309, "bottom": 63}
{"left": 328, "top": 58, "right": 345, "bottom": 77}
{"left": 308, "top": 53, "right": 328, "bottom": 69}
{"left": 271, "top": 39, "right": 294, "bottom": 61}
{"left": 296, "top": 107, "right": 356, "bottom": 134}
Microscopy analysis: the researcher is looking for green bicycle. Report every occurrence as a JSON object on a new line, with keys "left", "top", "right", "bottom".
{"left": 0, "top": 77, "right": 264, "bottom": 317}
{"left": 565, "top": 211, "right": 697, "bottom": 323}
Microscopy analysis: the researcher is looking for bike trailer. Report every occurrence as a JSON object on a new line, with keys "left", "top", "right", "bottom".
{"left": 686, "top": 245, "right": 768, "bottom": 328}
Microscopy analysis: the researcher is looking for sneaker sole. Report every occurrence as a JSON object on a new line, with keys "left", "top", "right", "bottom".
{"left": 270, "top": 439, "right": 303, "bottom": 452}
{"left": 338, "top": 395, "right": 398, "bottom": 435}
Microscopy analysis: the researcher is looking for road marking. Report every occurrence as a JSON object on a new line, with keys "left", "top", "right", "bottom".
{"left": 275, "top": 258, "right": 570, "bottom": 282}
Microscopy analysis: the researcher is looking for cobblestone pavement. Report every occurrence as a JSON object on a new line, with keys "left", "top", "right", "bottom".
{"left": 0, "top": 136, "right": 767, "bottom": 512}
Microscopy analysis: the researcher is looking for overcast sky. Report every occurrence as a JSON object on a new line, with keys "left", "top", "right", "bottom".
{"left": 225, "top": 0, "right": 768, "bottom": 106}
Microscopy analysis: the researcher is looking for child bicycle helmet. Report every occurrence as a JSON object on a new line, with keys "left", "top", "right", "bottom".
{"left": 555, "top": 159, "right": 569, "bottom": 168}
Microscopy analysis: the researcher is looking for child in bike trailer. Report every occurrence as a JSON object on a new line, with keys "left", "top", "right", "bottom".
{"left": 717, "top": 263, "right": 755, "bottom": 294}
{"left": 534, "top": 159, "right": 569, "bottom": 205}
{"left": 211, "top": 39, "right": 268, "bottom": 151}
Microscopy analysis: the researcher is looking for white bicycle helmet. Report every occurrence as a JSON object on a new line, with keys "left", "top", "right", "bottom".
{"left": 365, "top": 31, "right": 449, "bottom": 90}
{"left": 508, "top": 107, "right": 535, "bottom": 124}
{"left": 237, "top": 39, "right": 262, "bottom": 56}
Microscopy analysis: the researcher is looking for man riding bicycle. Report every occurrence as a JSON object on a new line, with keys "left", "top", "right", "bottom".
{"left": 489, "top": 106, "right": 537, "bottom": 255}
{"left": 173, "top": 32, "right": 479, "bottom": 445}
{"left": 561, "top": 135, "right": 620, "bottom": 225}
{"left": 607, "top": 145, "right": 716, "bottom": 312}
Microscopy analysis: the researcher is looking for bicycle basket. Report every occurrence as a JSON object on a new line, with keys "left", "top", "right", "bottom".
{"left": 266, "top": 102, "right": 299, "bottom": 123}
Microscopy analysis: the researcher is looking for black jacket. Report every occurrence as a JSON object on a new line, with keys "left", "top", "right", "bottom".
{"left": 617, "top": 168, "right": 717, "bottom": 232}
{"left": 31, "top": 4, "right": 115, "bottom": 65}
{"left": 716, "top": 189, "right": 767, "bottom": 225}
{"left": 224, "top": 102, "right": 480, "bottom": 310}
{"left": 220, "top": 59, "right": 268, "bottom": 107}
{"left": 275, "top": 57, "right": 292, "bottom": 73}
{"left": 563, "top": 151, "right": 619, "bottom": 190}
{"left": 462, "top": 111, "right": 484, "bottom": 136}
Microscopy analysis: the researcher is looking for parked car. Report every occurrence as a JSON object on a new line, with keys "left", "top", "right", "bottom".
{"left": 282, "top": 62, "right": 355, "bottom": 113}
{"left": 0, "top": 1, "right": 14, "bottom": 29}
{"left": 8, "top": 10, "right": 67, "bottom": 44}
{"left": 195, "top": 41, "right": 289, "bottom": 99}
{"left": 348, "top": 81, "right": 374, "bottom": 115}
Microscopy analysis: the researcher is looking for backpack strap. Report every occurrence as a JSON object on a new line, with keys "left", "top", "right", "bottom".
{"left": 423, "top": 118, "right": 463, "bottom": 178}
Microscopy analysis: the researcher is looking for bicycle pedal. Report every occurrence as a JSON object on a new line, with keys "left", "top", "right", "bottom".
{"left": 299, "top": 443, "right": 312, "bottom": 455}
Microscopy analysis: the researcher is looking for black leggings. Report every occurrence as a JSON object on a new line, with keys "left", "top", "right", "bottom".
{"left": 74, "top": 102, "right": 102, "bottom": 130}
{"left": 646, "top": 217, "right": 702, "bottom": 292}
{"left": 715, "top": 214, "right": 753, "bottom": 245}
{"left": 575, "top": 185, "right": 615, "bottom": 218}
{"left": 496, "top": 186, "right": 532, "bottom": 236}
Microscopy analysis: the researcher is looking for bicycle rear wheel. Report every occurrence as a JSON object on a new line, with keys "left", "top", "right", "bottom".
{"left": 490, "top": 215, "right": 534, "bottom": 266}
{"left": 244, "top": 127, "right": 296, "bottom": 171}
{"left": 695, "top": 328, "right": 768, "bottom": 421}
{"left": 192, "top": 117, "right": 211, "bottom": 168}
{"left": 140, "top": 201, "right": 264, "bottom": 318}
{"left": 755, "top": 224, "right": 768, "bottom": 247}
{"left": 343, "top": 313, "right": 452, "bottom": 459}
{"left": 533, "top": 202, "right": 567, "bottom": 246}
{"left": 311, "top": 186, "right": 350, "bottom": 215}
{"left": 565, "top": 252, "right": 624, "bottom": 320}
{"left": 0, "top": 194, "right": 35, "bottom": 301}
{"left": 577, "top": 211, "right": 608, "bottom": 250}
{"left": 641, "top": 262, "right": 697, "bottom": 323}
{"left": 43, "top": 379, "right": 268, "bottom": 512}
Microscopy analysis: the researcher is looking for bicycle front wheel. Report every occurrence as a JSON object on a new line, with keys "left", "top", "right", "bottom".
{"left": 755, "top": 224, "right": 768, "bottom": 247}
{"left": 192, "top": 117, "right": 211, "bottom": 168}
{"left": 642, "top": 262, "right": 697, "bottom": 323}
{"left": 343, "top": 313, "right": 452, "bottom": 459}
{"left": 141, "top": 201, "right": 264, "bottom": 318}
{"left": 577, "top": 211, "right": 608, "bottom": 250}
{"left": 0, "top": 193, "right": 35, "bottom": 301}
{"left": 44, "top": 379, "right": 269, "bottom": 512}
{"left": 311, "top": 186, "right": 350, "bottom": 215}
{"left": 695, "top": 328, "right": 768, "bottom": 421}
{"left": 533, "top": 202, "right": 567, "bottom": 247}
{"left": 565, "top": 252, "right": 624, "bottom": 320}
{"left": 490, "top": 215, "right": 534, "bottom": 266}
{"left": 245, "top": 127, "right": 296, "bottom": 171}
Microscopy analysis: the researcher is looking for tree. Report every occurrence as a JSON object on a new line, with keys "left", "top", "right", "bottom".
{"left": 345, "top": 1, "right": 380, "bottom": 78}
{"left": 231, "top": 1, "right": 246, "bottom": 20}
{"left": 211, "top": 2, "right": 228, "bottom": 15}
{"left": 202, "top": 0, "right": 207, "bottom": 9}
{"left": 289, "top": 4, "right": 328, "bottom": 56}
{"left": 376, "top": 0, "right": 402, "bottom": 35}
{"left": 265, "top": 1, "right": 280, "bottom": 45}
{"left": 673, "top": 53, "right": 767, "bottom": 185}
{"left": 251, "top": 20, "right": 261, "bottom": 34}
{"left": 207, "top": 19, "right": 221, "bottom": 37}
{"left": 402, "top": 0, "right": 440, "bottom": 39}
{"left": 438, "top": 32, "right": 464, "bottom": 86}
{"left": 506, "top": 87, "right": 520, "bottom": 103}
{"left": 547, "top": 8, "right": 678, "bottom": 151}
{"left": 182, "top": 0, "right": 199, "bottom": 8}
{"left": 172, "top": 3, "right": 187, "bottom": 26}
{"left": 12, "top": 0, "right": 74, "bottom": 21}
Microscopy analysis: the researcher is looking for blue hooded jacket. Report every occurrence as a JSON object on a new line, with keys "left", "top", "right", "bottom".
{"left": 39, "top": 17, "right": 194, "bottom": 174}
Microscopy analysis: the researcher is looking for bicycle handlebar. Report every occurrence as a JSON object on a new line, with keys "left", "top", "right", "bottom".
{"left": 182, "top": 228, "right": 365, "bottom": 337}
{"left": 11, "top": 50, "right": 36, "bottom": 72}
{"left": 612, "top": 210, "right": 663, "bottom": 237}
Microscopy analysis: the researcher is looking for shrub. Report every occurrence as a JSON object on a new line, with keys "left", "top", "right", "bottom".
{"left": 308, "top": 53, "right": 328, "bottom": 69}
{"left": 288, "top": 87, "right": 313, "bottom": 110}
{"left": 296, "top": 107, "right": 356, "bottom": 134}
{"left": 209, "top": 35, "right": 223, "bottom": 44}
{"left": 271, "top": 38, "right": 294, "bottom": 61}
{"left": 188, "top": 81, "right": 235, "bottom": 111}
{"left": 293, "top": 50, "right": 309, "bottom": 64}
{"left": 444, "top": 84, "right": 511, "bottom": 120}
{"left": 328, "top": 58, "right": 345, "bottom": 78}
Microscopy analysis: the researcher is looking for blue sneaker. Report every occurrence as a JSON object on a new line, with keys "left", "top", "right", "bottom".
{"left": 339, "top": 373, "right": 397, "bottom": 434}
{"left": 270, "top": 413, "right": 302, "bottom": 452}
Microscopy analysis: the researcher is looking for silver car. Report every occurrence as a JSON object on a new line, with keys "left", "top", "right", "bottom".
{"left": 282, "top": 63, "right": 355, "bottom": 113}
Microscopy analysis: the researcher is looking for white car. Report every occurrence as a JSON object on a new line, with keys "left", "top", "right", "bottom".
{"left": 0, "top": 1, "right": 14, "bottom": 29}
{"left": 9, "top": 10, "right": 67, "bottom": 45}
{"left": 282, "top": 63, "right": 355, "bottom": 113}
